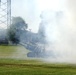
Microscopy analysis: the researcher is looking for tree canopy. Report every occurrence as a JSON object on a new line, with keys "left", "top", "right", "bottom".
{"left": 8, "top": 17, "right": 28, "bottom": 44}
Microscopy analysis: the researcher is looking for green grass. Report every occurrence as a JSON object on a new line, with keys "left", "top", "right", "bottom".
{"left": 0, "top": 45, "right": 17, "bottom": 55}
{"left": 0, "top": 59, "right": 76, "bottom": 75}
{"left": 0, "top": 45, "right": 29, "bottom": 58}
{"left": 0, "top": 45, "right": 76, "bottom": 75}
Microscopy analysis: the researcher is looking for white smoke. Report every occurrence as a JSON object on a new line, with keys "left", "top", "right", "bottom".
{"left": 42, "top": 0, "right": 76, "bottom": 63}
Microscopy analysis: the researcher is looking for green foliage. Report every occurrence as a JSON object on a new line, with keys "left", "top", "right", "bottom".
{"left": 11, "top": 17, "right": 28, "bottom": 30}
{"left": 8, "top": 17, "right": 28, "bottom": 44}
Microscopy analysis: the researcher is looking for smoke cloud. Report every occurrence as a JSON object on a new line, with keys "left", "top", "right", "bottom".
{"left": 43, "top": 0, "right": 76, "bottom": 63}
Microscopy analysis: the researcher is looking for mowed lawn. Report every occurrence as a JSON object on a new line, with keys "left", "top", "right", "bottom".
{"left": 0, "top": 59, "right": 76, "bottom": 75}
{"left": 0, "top": 45, "right": 76, "bottom": 75}
{"left": 0, "top": 45, "right": 29, "bottom": 59}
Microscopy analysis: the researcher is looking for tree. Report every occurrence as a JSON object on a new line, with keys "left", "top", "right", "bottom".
{"left": 11, "top": 17, "right": 28, "bottom": 30}
{"left": 8, "top": 17, "right": 28, "bottom": 44}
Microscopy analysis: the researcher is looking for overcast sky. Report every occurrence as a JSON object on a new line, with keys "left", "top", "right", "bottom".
{"left": 11, "top": 0, "right": 64, "bottom": 33}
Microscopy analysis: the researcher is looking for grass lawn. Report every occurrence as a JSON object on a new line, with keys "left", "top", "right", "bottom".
{"left": 0, "top": 45, "right": 29, "bottom": 59}
{"left": 0, "top": 59, "right": 76, "bottom": 75}
{"left": 0, "top": 45, "right": 76, "bottom": 75}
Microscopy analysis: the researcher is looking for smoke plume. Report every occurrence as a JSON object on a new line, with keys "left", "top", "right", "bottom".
{"left": 42, "top": 0, "right": 76, "bottom": 63}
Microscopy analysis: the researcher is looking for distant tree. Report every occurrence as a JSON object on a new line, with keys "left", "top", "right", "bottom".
{"left": 11, "top": 17, "right": 28, "bottom": 31}
{"left": 8, "top": 17, "right": 28, "bottom": 44}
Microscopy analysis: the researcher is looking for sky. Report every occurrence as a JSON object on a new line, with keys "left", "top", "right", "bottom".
{"left": 11, "top": 0, "right": 64, "bottom": 32}
{"left": 0, "top": 0, "right": 65, "bottom": 32}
